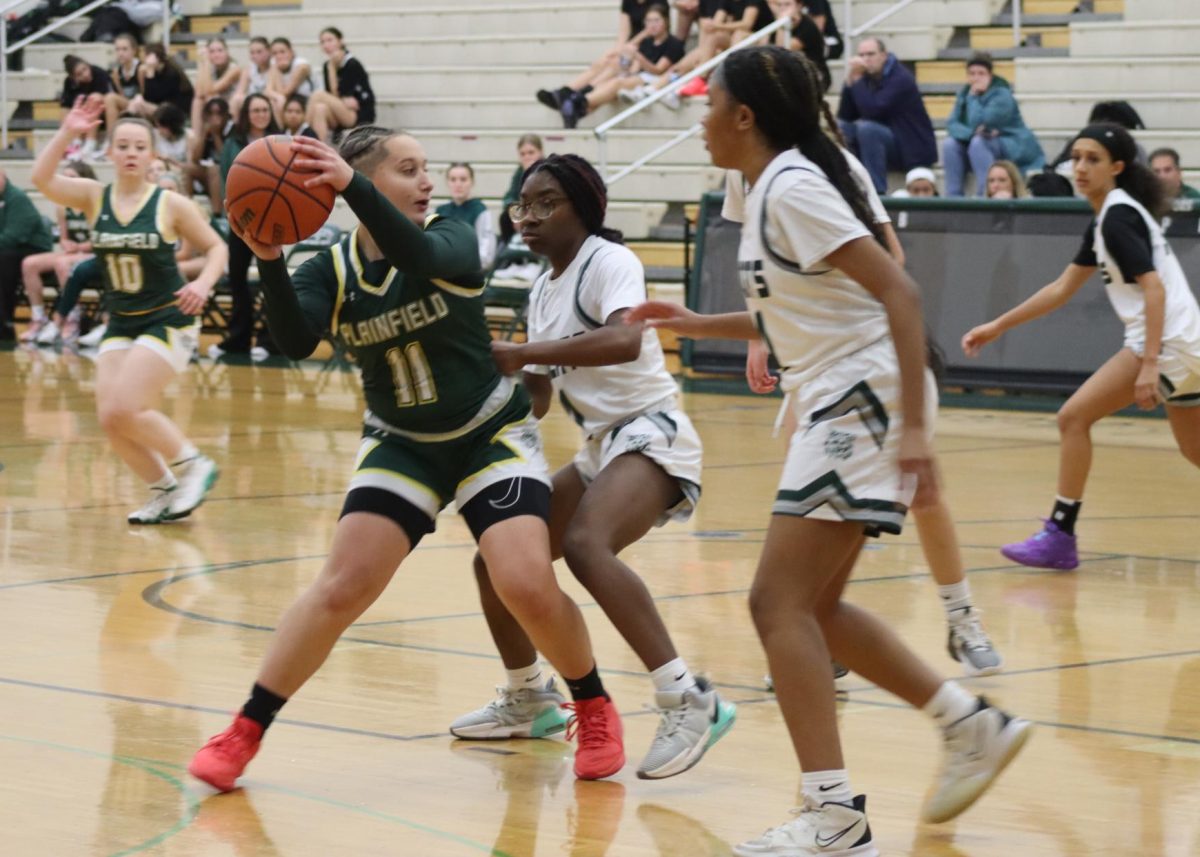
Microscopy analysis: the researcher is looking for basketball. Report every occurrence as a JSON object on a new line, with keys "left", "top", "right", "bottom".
{"left": 224, "top": 135, "right": 335, "bottom": 246}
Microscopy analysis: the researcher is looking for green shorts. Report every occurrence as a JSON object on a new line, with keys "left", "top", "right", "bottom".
{"left": 101, "top": 307, "right": 199, "bottom": 373}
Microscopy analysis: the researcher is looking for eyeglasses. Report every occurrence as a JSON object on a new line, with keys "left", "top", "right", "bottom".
{"left": 507, "top": 197, "right": 565, "bottom": 222}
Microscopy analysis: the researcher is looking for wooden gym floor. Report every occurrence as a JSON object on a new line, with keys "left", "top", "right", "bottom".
{"left": 1, "top": 345, "right": 1198, "bottom": 856}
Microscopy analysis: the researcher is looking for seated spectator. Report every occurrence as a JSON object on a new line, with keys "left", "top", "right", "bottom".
{"left": 156, "top": 172, "right": 210, "bottom": 280}
{"left": 500, "top": 133, "right": 543, "bottom": 245}
{"left": 267, "top": 38, "right": 314, "bottom": 113}
{"left": 535, "top": 0, "right": 655, "bottom": 113}
{"left": 184, "top": 97, "right": 230, "bottom": 203}
{"left": 231, "top": 37, "right": 272, "bottom": 120}
{"left": 562, "top": 4, "right": 684, "bottom": 126}
{"left": 128, "top": 43, "right": 194, "bottom": 118}
{"left": 153, "top": 103, "right": 193, "bottom": 176}
{"left": 214, "top": 93, "right": 281, "bottom": 358}
{"left": 0, "top": 168, "right": 55, "bottom": 340}
{"left": 891, "top": 166, "right": 938, "bottom": 197}
{"left": 60, "top": 55, "right": 112, "bottom": 162}
{"left": 103, "top": 34, "right": 141, "bottom": 140}
{"left": 281, "top": 95, "right": 319, "bottom": 139}
{"left": 671, "top": 0, "right": 720, "bottom": 41}
{"left": 20, "top": 161, "right": 96, "bottom": 344}
{"left": 308, "top": 27, "right": 375, "bottom": 142}
{"left": 986, "top": 160, "right": 1026, "bottom": 199}
{"left": 191, "top": 38, "right": 240, "bottom": 136}
{"left": 1150, "top": 147, "right": 1200, "bottom": 202}
{"left": 942, "top": 53, "right": 1042, "bottom": 197}
{"left": 837, "top": 37, "right": 936, "bottom": 193}
{"left": 801, "top": 0, "right": 843, "bottom": 59}
{"left": 437, "top": 163, "right": 497, "bottom": 271}
{"left": 147, "top": 157, "right": 168, "bottom": 184}
{"left": 1051, "top": 100, "right": 1148, "bottom": 176}
{"left": 771, "top": 0, "right": 829, "bottom": 92}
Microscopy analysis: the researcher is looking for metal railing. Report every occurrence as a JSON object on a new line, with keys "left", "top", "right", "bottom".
{"left": 2, "top": 0, "right": 172, "bottom": 149}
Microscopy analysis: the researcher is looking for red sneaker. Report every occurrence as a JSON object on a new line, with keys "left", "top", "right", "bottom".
{"left": 565, "top": 697, "right": 625, "bottom": 780}
{"left": 679, "top": 76, "right": 708, "bottom": 98}
{"left": 189, "top": 714, "right": 264, "bottom": 792}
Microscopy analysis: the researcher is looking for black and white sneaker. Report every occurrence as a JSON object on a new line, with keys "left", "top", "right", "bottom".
{"left": 947, "top": 611, "right": 1004, "bottom": 676}
{"left": 735, "top": 794, "right": 877, "bottom": 856}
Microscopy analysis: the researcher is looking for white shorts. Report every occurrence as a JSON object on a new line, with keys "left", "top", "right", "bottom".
{"left": 98, "top": 319, "right": 200, "bottom": 374}
{"left": 573, "top": 408, "right": 703, "bottom": 525}
{"left": 775, "top": 341, "right": 937, "bottom": 535}
{"left": 1158, "top": 345, "right": 1200, "bottom": 407}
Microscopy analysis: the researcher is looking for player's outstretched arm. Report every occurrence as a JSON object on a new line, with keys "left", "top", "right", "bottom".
{"left": 962, "top": 263, "right": 1094, "bottom": 357}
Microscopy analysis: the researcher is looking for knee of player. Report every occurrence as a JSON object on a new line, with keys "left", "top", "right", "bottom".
{"left": 560, "top": 527, "right": 613, "bottom": 579}
{"left": 313, "top": 565, "right": 383, "bottom": 616}
{"left": 490, "top": 570, "right": 559, "bottom": 622}
{"left": 1056, "top": 405, "right": 1093, "bottom": 435}
{"left": 96, "top": 400, "right": 138, "bottom": 433}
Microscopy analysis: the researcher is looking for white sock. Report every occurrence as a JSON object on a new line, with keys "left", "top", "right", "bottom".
{"left": 802, "top": 768, "right": 854, "bottom": 805}
{"left": 171, "top": 443, "right": 199, "bottom": 468}
{"left": 924, "top": 681, "right": 979, "bottom": 731}
{"left": 650, "top": 657, "right": 697, "bottom": 694}
{"left": 506, "top": 661, "right": 544, "bottom": 691}
{"left": 150, "top": 472, "right": 178, "bottom": 492}
{"left": 31, "top": 305, "right": 46, "bottom": 322}
{"left": 938, "top": 580, "right": 973, "bottom": 623}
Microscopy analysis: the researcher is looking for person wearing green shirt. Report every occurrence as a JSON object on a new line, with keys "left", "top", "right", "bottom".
{"left": 0, "top": 168, "right": 54, "bottom": 339}
{"left": 1150, "top": 147, "right": 1200, "bottom": 203}
{"left": 188, "top": 128, "right": 624, "bottom": 794}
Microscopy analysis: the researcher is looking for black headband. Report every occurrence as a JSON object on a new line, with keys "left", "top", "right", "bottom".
{"left": 1073, "top": 124, "right": 1136, "bottom": 165}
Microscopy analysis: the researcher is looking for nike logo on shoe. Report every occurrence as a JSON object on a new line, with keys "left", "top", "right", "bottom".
{"left": 814, "top": 820, "right": 860, "bottom": 847}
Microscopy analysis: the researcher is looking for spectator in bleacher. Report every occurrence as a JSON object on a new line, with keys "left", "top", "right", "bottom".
{"left": 184, "top": 97, "right": 230, "bottom": 204}
{"left": 986, "top": 160, "right": 1026, "bottom": 200}
{"left": 308, "top": 27, "right": 375, "bottom": 143}
{"left": 942, "top": 53, "right": 1042, "bottom": 198}
{"left": 267, "top": 38, "right": 314, "bottom": 109}
{"left": 564, "top": 4, "right": 684, "bottom": 126}
{"left": 674, "top": 0, "right": 772, "bottom": 96}
{"left": 231, "top": 37, "right": 272, "bottom": 121}
{"left": 836, "top": 37, "right": 937, "bottom": 194}
{"left": 20, "top": 162, "right": 96, "bottom": 345}
{"left": 770, "top": 0, "right": 829, "bottom": 91}
{"left": 535, "top": 0, "right": 655, "bottom": 114}
{"left": 0, "top": 168, "right": 55, "bottom": 341}
{"left": 61, "top": 56, "right": 112, "bottom": 163}
{"left": 1150, "top": 148, "right": 1200, "bottom": 202}
{"left": 213, "top": 93, "right": 281, "bottom": 359}
{"left": 103, "top": 34, "right": 141, "bottom": 137}
{"left": 801, "top": 0, "right": 843, "bottom": 58}
{"left": 891, "top": 165, "right": 938, "bottom": 197}
{"left": 153, "top": 103, "right": 193, "bottom": 177}
{"left": 147, "top": 157, "right": 168, "bottom": 183}
{"left": 129, "top": 43, "right": 194, "bottom": 118}
{"left": 281, "top": 95, "right": 319, "bottom": 139}
{"left": 1051, "top": 100, "right": 1148, "bottom": 178}
{"left": 671, "top": 0, "right": 719, "bottom": 42}
{"left": 191, "top": 39, "right": 240, "bottom": 139}
{"left": 157, "top": 172, "right": 210, "bottom": 280}
{"left": 500, "top": 133, "right": 543, "bottom": 245}
{"left": 437, "top": 163, "right": 497, "bottom": 271}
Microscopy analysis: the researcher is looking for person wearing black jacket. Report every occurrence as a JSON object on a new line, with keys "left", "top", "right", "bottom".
{"left": 61, "top": 55, "right": 112, "bottom": 160}
{"left": 307, "top": 27, "right": 375, "bottom": 142}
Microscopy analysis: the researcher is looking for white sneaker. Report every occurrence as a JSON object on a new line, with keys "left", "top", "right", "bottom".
{"left": 207, "top": 343, "right": 226, "bottom": 360}
{"left": 250, "top": 345, "right": 269, "bottom": 361}
{"left": 661, "top": 91, "right": 681, "bottom": 111}
{"left": 168, "top": 455, "right": 219, "bottom": 519}
{"left": 637, "top": 676, "right": 736, "bottom": 779}
{"left": 77, "top": 323, "right": 106, "bottom": 348}
{"left": 20, "top": 317, "right": 49, "bottom": 343}
{"left": 735, "top": 794, "right": 877, "bottom": 856}
{"left": 947, "top": 611, "right": 1003, "bottom": 676}
{"left": 35, "top": 320, "right": 61, "bottom": 346}
{"left": 924, "top": 699, "right": 1032, "bottom": 824}
{"left": 128, "top": 488, "right": 177, "bottom": 525}
{"left": 450, "top": 677, "right": 570, "bottom": 739}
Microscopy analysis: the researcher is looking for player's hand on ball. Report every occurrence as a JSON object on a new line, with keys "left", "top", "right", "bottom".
{"left": 227, "top": 213, "right": 283, "bottom": 261}
{"left": 961, "top": 321, "right": 1001, "bottom": 357}
{"left": 490, "top": 340, "right": 526, "bottom": 375}
{"left": 290, "top": 136, "right": 354, "bottom": 192}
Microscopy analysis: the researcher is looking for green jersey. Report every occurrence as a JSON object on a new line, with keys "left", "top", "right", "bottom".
{"left": 91, "top": 184, "right": 185, "bottom": 318}
{"left": 64, "top": 207, "right": 91, "bottom": 244}
{"left": 291, "top": 219, "right": 504, "bottom": 435}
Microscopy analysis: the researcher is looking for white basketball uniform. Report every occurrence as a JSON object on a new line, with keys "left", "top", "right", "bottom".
{"left": 1095, "top": 188, "right": 1200, "bottom": 405}
{"left": 735, "top": 149, "right": 936, "bottom": 535}
{"left": 525, "top": 234, "right": 702, "bottom": 522}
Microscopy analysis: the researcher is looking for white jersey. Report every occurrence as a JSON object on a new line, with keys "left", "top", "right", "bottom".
{"left": 738, "top": 149, "right": 891, "bottom": 390}
{"left": 1095, "top": 188, "right": 1200, "bottom": 352}
{"left": 526, "top": 234, "right": 680, "bottom": 438}
{"left": 248, "top": 62, "right": 270, "bottom": 95}
{"left": 722, "top": 148, "right": 889, "bottom": 226}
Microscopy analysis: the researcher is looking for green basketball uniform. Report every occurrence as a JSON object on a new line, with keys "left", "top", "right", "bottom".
{"left": 64, "top": 207, "right": 91, "bottom": 244}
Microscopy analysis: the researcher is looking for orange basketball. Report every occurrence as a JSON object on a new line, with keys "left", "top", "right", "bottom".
{"left": 225, "top": 135, "right": 336, "bottom": 246}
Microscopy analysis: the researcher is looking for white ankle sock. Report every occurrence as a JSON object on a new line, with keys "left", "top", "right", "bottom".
{"left": 938, "top": 580, "right": 973, "bottom": 622}
{"left": 650, "top": 657, "right": 696, "bottom": 694}
{"left": 150, "top": 472, "right": 178, "bottom": 492}
{"left": 506, "top": 661, "right": 544, "bottom": 691}
{"left": 802, "top": 768, "right": 854, "bottom": 805}
{"left": 924, "top": 681, "right": 978, "bottom": 730}
{"left": 31, "top": 305, "right": 46, "bottom": 322}
{"left": 171, "top": 443, "right": 199, "bottom": 468}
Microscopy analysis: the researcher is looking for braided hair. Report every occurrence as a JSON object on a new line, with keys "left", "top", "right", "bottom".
{"left": 714, "top": 46, "right": 883, "bottom": 246}
{"left": 523, "top": 153, "right": 624, "bottom": 244}
{"left": 338, "top": 125, "right": 403, "bottom": 176}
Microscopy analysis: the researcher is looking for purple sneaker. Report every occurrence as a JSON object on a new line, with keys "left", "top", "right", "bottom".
{"left": 1000, "top": 520, "right": 1078, "bottom": 570}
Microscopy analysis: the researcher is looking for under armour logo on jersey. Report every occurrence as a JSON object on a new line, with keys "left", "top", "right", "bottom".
{"left": 738, "top": 260, "right": 769, "bottom": 298}
{"left": 487, "top": 478, "right": 523, "bottom": 510}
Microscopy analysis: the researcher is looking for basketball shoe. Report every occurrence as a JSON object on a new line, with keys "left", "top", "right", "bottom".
{"left": 168, "top": 455, "right": 219, "bottom": 519}
{"left": 637, "top": 676, "right": 736, "bottom": 779}
{"left": 923, "top": 698, "right": 1032, "bottom": 823}
{"left": 566, "top": 696, "right": 624, "bottom": 780}
{"left": 189, "top": 713, "right": 264, "bottom": 792}
{"left": 1001, "top": 520, "right": 1078, "bottom": 570}
{"left": 128, "top": 487, "right": 177, "bottom": 525}
{"left": 734, "top": 794, "right": 876, "bottom": 856}
{"left": 449, "top": 677, "right": 570, "bottom": 739}
{"left": 947, "top": 611, "right": 1003, "bottom": 676}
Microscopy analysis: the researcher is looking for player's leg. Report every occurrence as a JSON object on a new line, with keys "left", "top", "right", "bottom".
{"left": 1165, "top": 399, "right": 1200, "bottom": 467}
{"left": 19, "top": 252, "right": 55, "bottom": 341}
{"left": 1002, "top": 348, "right": 1138, "bottom": 569}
